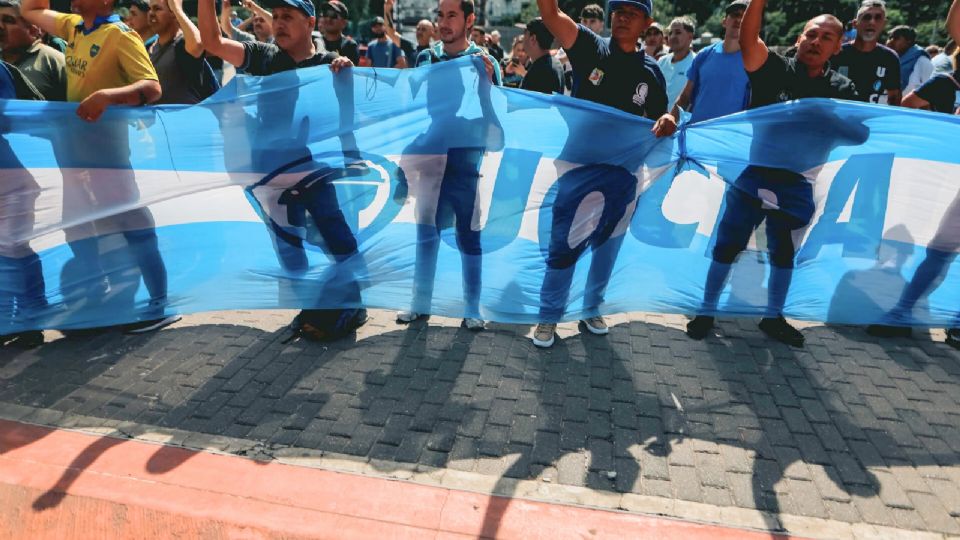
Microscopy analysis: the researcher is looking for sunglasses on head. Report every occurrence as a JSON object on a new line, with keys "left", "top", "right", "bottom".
{"left": 322, "top": 12, "right": 340, "bottom": 18}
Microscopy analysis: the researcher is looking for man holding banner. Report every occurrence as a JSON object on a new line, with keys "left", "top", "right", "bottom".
{"left": 394, "top": 0, "right": 501, "bottom": 331}
{"left": 22, "top": 0, "right": 183, "bottom": 334}
{"left": 199, "top": 0, "right": 367, "bottom": 342}
{"left": 685, "top": 0, "right": 858, "bottom": 347}
{"left": 531, "top": 0, "right": 675, "bottom": 348}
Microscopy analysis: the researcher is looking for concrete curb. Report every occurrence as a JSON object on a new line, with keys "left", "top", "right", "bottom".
{"left": 0, "top": 401, "right": 946, "bottom": 540}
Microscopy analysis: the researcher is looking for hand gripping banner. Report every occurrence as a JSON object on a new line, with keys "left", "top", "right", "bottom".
{"left": 1, "top": 56, "right": 958, "bottom": 333}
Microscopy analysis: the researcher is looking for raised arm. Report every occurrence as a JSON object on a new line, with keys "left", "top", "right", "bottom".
{"left": 168, "top": 0, "right": 204, "bottom": 57}
{"left": 20, "top": 0, "right": 60, "bottom": 37}
{"left": 219, "top": 0, "right": 236, "bottom": 35}
{"left": 383, "top": 0, "right": 402, "bottom": 48}
{"left": 243, "top": 0, "right": 272, "bottom": 24}
{"left": 536, "top": 0, "right": 578, "bottom": 50}
{"left": 949, "top": 0, "right": 960, "bottom": 45}
{"left": 199, "top": 0, "right": 246, "bottom": 66}
{"left": 738, "top": 0, "right": 768, "bottom": 72}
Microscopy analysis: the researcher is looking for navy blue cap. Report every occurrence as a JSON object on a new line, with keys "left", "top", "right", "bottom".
{"left": 262, "top": 0, "right": 316, "bottom": 17}
{"left": 607, "top": 0, "right": 652, "bottom": 16}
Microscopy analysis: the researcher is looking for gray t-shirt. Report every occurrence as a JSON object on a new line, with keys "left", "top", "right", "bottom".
{"left": 13, "top": 42, "right": 66, "bottom": 101}
{"left": 149, "top": 34, "right": 215, "bottom": 105}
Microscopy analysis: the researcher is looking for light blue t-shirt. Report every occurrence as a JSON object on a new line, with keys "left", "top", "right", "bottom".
{"left": 932, "top": 53, "right": 955, "bottom": 74}
{"left": 687, "top": 42, "right": 751, "bottom": 123}
{"left": 366, "top": 39, "right": 402, "bottom": 68}
{"left": 657, "top": 50, "right": 695, "bottom": 108}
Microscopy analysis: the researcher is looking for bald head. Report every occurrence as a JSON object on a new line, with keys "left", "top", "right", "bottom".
{"left": 804, "top": 14, "right": 844, "bottom": 38}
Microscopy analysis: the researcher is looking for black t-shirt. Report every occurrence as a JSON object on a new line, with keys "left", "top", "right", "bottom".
{"left": 399, "top": 37, "right": 417, "bottom": 67}
{"left": 242, "top": 41, "right": 339, "bottom": 76}
{"left": 566, "top": 24, "right": 667, "bottom": 119}
{"left": 744, "top": 53, "right": 867, "bottom": 177}
{"left": 833, "top": 43, "right": 900, "bottom": 104}
{"left": 521, "top": 53, "right": 564, "bottom": 95}
{"left": 322, "top": 35, "right": 360, "bottom": 65}
{"left": 150, "top": 37, "right": 219, "bottom": 105}
{"left": 748, "top": 52, "right": 858, "bottom": 108}
{"left": 488, "top": 43, "right": 504, "bottom": 63}
{"left": 915, "top": 70, "right": 960, "bottom": 113}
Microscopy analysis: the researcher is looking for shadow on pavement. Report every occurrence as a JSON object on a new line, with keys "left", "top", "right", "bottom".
{"left": 1, "top": 314, "right": 959, "bottom": 535}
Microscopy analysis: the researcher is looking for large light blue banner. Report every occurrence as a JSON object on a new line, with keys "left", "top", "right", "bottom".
{"left": 1, "top": 56, "right": 958, "bottom": 332}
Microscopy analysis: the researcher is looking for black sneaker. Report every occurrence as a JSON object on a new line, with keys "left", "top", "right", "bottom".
{"left": 294, "top": 308, "right": 368, "bottom": 342}
{"left": 686, "top": 316, "right": 715, "bottom": 340}
{"left": 0, "top": 331, "right": 43, "bottom": 348}
{"left": 123, "top": 315, "right": 182, "bottom": 335}
{"left": 866, "top": 324, "right": 912, "bottom": 338}
{"left": 758, "top": 316, "right": 805, "bottom": 347}
{"left": 946, "top": 328, "right": 960, "bottom": 350}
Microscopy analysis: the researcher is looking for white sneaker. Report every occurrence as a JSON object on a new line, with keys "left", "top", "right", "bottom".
{"left": 582, "top": 316, "right": 609, "bottom": 335}
{"left": 396, "top": 311, "right": 422, "bottom": 323}
{"left": 462, "top": 318, "right": 485, "bottom": 331}
{"left": 532, "top": 323, "right": 556, "bottom": 348}
{"left": 124, "top": 315, "right": 182, "bottom": 334}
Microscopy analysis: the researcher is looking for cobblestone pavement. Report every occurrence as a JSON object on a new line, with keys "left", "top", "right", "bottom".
{"left": 2, "top": 309, "right": 960, "bottom": 538}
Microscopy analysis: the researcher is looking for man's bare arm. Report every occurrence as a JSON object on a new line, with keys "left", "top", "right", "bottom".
{"left": 383, "top": 0, "right": 402, "bottom": 48}
{"left": 199, "top": 0, "right": 246, "bottom": 66}
{"left": 20, "top": 0, "right": 60, "bottom": 37}
{"left": 536, "top": 0, "right": 578, "bottom": 51}
{"left": 670, "top": 80, "right": 694, "bottom": 119}
{"left": 76, "top": 79, "right": 162, "bottom": 122}
{"left": 948, "top": 0, "right": 960, "bottom": 44}
{"left": 901, "top": 91, "right": 930, "bottom": 110}
{"left": 739, "top": 0, "right": 768, "bottom": 72}
{"left": 169, "top": 0, "right": 204, "bottom": 57}
{"left": 886, "top": 88, "right": 902, "bottom": 107}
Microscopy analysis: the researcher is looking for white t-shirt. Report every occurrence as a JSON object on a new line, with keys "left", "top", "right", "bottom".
{"left": 905, "top": 55, "right": 934, "bottom": 94}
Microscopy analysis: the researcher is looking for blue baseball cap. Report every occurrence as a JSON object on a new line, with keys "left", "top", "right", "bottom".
{"left": 262, "top": 0, "right": 316, "bottom": 17}
{"left": 607, "top": 0, "right": 652, "bottom": 16}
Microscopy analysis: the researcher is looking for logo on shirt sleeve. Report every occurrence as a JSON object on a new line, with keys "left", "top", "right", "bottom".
{"left": 632, "top": 82, "right": 649, "bottom": 107}
{"left": 90, "top": 44, "right": 101, "bottom": 58}
{"left": 588, "top": 68, "right": 604, "bottom": 85}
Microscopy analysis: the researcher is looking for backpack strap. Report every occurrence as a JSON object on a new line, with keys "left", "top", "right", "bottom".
{"left": 945, "top": 73, "right": 960, "bottom": 90}
{"left": 3, "top": 61, "right": 43, "bottom": 100}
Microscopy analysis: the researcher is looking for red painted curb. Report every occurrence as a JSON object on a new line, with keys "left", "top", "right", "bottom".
{"left": 0, "top": 419, "right": 794, "bottom": 539}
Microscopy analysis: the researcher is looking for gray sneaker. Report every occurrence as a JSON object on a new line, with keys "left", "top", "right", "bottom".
{"left": 462, "top": 318, "right": 485, "bottom": 331}
{"left": 581, "top": 316, "right": 609, "bottom": 335}
{"left": 532, "top": 323, "right": 556, "bottom": 348}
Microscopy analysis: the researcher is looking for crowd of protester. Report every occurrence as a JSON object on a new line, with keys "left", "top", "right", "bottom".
{"left": 0, "top": 0, "right": 958, "bottom": 351}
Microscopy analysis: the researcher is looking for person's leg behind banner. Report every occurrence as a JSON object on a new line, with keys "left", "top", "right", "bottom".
{"left": 447, "top": 147, "right": 485, "bottom": 330}
{"left": 294, "top": 177, "right": 369, "bottom": 341}
{"left": 0, "top": 167, "right": 45, "bottom": 347}
{"left": 534, "top": 176, "right": 584, "bottom": 348}
{"left": 687, "top": 176, "right": 764, "bottom": 340}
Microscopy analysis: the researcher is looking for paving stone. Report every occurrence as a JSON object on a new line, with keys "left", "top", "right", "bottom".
{"left": 852, "top": 493, "right": 900, "bottom": 528}
{"left": 694, "top": 452, "right": 726, "bottom": 488}
{"left": 668, "top": 465, "right": 702, "bottom": 502}
{"left": 823, "top": 500, "right": 861, "bottom": 523}
{"left": 910, "top": 492, "right": 960, "bottom": 534}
